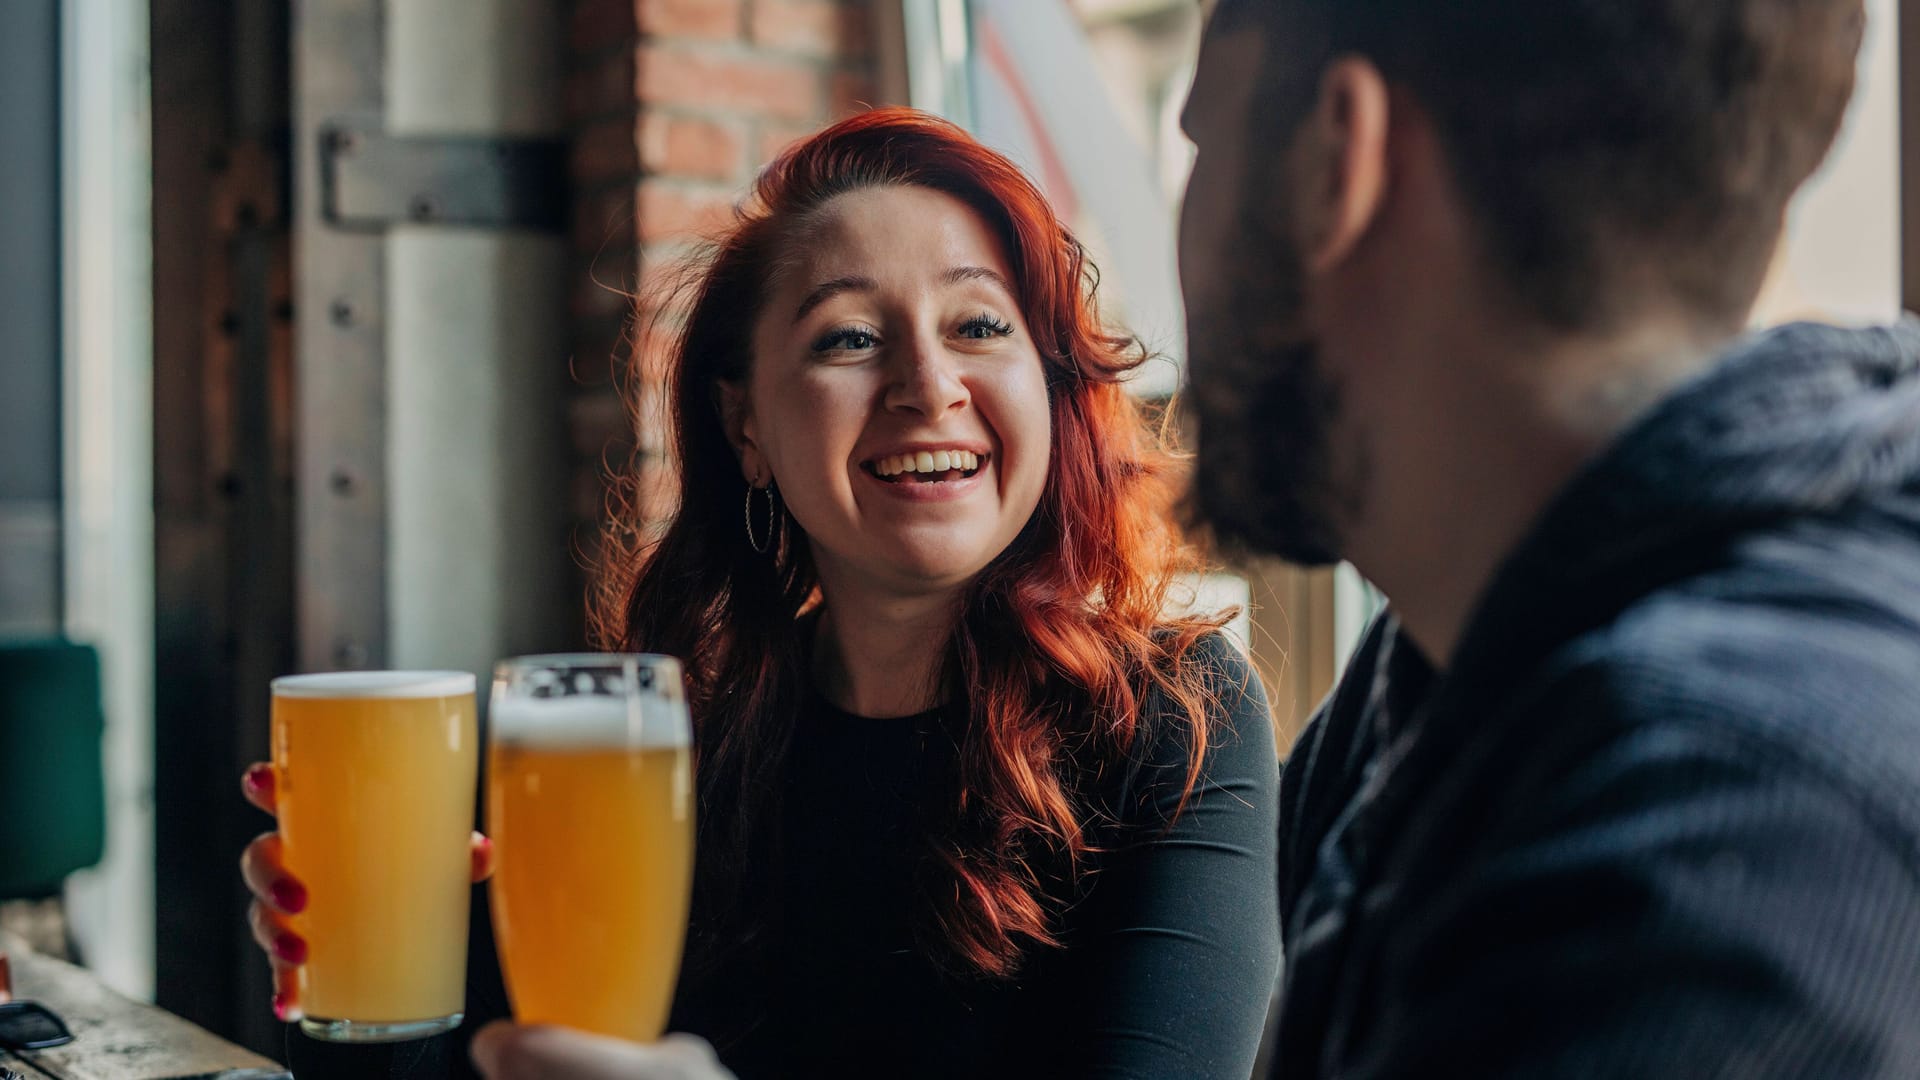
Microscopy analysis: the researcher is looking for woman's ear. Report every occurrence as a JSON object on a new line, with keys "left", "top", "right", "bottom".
{"left": 717, "top": 379, "right": 766, "bottom": 484}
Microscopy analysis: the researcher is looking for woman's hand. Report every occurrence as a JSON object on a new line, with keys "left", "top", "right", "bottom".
{"left": 470, "top": 1024, "right": 734, "bottom": 1080}
{"left": 237, "top": 761, "right": 496, "bottom": 1021}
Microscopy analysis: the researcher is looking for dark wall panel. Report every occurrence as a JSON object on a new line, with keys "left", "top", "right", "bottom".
{"left": 152, "top": 0, "right": 293, "bottom": 1057}
{"left": 0, "top": 0, "right": 62, "bottom": 636}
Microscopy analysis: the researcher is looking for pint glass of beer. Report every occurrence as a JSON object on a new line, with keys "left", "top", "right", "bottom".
{"left": 269, "top": 671, "right": 479, "bottom": 1042}
{"left": 487, "top": 654, "right": 694, "bottom": 1042}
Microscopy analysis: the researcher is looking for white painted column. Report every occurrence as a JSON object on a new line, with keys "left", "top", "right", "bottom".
{"left": 60, "top": 0, "right": 156, "bottom": 1001}
{"left": 386, "top": 0, "right": 571, "bottom": 684}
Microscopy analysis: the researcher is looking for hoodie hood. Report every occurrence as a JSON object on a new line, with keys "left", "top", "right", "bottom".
{"left": 1555, "top": 319, "right": 1920, "bottom": 565}
{"left": 1447, "top": 318, "right": 1920, "bottom": 687}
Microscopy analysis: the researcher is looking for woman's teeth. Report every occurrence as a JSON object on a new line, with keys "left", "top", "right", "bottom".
{"left": 872, "top": 450, "right": 982, "bottom": 479}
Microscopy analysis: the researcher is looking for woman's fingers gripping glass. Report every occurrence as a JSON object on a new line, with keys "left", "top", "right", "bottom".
{"left": 237, "top": 761, "right": 494, "bottom": 1021}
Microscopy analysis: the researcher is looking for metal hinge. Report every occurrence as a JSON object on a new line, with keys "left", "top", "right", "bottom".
{"left": 319, "top": 126, "right": 566, "bottom": 231}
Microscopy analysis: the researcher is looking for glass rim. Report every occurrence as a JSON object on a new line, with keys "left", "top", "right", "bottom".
{"left": 492, "top": 652, "right": 684, "bottom": 677}
{"left": 271, "top": 670, "right": 476, "bottom": 700}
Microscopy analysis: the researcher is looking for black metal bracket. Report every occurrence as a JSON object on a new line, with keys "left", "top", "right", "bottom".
{"left": 320, "top": 126, "right": 566, "bottom": 231}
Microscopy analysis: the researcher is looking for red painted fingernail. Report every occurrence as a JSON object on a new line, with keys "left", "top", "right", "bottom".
{"left": 471, "top": 835, "right": 494, "bottom": 877}
{"left": 273, "top": 933, "right": 308, "bottom": 965}
{"left": 272, "top": 991, "right": 294, "bottom": 1022}
{"left": 271, "top": 879, "right": 307, "bottom": 914}
{"left": 244, "top": 764, "right": 273, "bottom": 793}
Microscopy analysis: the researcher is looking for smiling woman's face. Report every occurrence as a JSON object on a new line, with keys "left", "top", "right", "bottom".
{"left": 728, "top": 184, "right": 1053, "bottom": 597}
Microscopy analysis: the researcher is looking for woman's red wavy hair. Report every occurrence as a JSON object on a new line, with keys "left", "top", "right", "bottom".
{"left": 593, "top": 107, "right": 1231, "bottom": 981}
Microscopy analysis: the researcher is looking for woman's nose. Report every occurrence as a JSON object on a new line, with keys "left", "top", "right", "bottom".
{"left": 884, "top": 336, "right": 969, "bottom": 417}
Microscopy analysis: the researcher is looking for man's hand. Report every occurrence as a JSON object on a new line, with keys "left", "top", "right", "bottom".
{"left": 470, "top": 1022, "right": 735, "bottom": 1080}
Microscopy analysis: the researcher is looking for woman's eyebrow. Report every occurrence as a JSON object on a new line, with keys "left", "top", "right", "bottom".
{"left": 941, "top": 265, "right": 1015, "bottom": 296}
{"left": 793, "top": 267, "right": 1014, "bottom": 324}
{"left": 794, "top": 275, "right": 877, "bottom": 323}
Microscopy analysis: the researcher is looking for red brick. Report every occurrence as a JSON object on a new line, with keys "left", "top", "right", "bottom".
{"left": 635, "top": 44, "right": 824, "bottom": 122}
{"left": 571, "top": 0, "right": 746, "bottom": 50}
{"left": 635, "top": 178, "right": 738, "bottom": 244}
{"left": 638, "top": 0, "right": 743, "bottom": 41}
{"left": 569, "top": 0, "right": 639, "bottom": 53}
{"left": 757, "top": 119, "right": 821, "bottom": 164}
{"left": 638, "top": 112, "right": 747, "bottom": 180}
{"left": 566, "top": 0, "right": 884, "bottom": 568}
{"left": 750, "top": 0, "right": 871, "bottom": 59}
{"left": 571, "top": 112, "right": 642, "bottom": 183}
{"left": 566, "top": 47, "right": 638, "bottom": 120}
{"left": 829, "top": 71, "right": 878, "bottom": 118}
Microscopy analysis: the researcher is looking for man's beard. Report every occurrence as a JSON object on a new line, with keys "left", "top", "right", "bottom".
{"left": 1184, "top": 218, "right": 1351, "bottom": 567}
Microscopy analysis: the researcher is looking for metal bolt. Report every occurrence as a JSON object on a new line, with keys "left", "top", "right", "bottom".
{"left": 408, "top": 194, "right": 438, "bottom": 222}
{"left": 329, "top": 468, "right": 355, "bottom": 495}
{"left": 334, "top": 641, "right": 368, "bottom": 667}
{"left": 329, "top": 128, "right": 357, "bottom": 154}
{"left": 329, "top": 299, "right": 355, "bottom": 327}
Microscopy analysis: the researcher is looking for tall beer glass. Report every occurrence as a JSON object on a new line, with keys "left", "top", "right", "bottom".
{"left": 487, "top": 654, "right": 694, "bottom": 1041}
{"left": 270, "top": 671, "right": 478, "bottom": 1042}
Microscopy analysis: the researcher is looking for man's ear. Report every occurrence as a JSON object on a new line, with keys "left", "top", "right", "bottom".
{"left": 1293, "top": 55, "right": 1392, "bottom": 274}
{"left": 717, "top": 379, "right": 766, "bottom": 484}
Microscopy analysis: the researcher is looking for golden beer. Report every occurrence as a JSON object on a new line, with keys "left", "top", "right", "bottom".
{"left": 487, "top": 657, "right": 693, "bottom": 1042}
{"left": 271, "top": 671, "right": 478, "bottom": 1042}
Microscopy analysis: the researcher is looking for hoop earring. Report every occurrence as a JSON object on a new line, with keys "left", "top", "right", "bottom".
{"left": 744, "top": 481, "right": 778, "bottom": 555}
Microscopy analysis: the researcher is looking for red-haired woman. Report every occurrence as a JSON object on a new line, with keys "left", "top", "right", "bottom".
{"left": 244, "top": 108, "right": 1280, "bottom": 1080}
{"left": 597, "top": 105, "right": 1278, "bottom": 1078}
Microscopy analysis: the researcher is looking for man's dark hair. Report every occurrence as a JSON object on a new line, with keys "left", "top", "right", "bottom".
{"left": 1218, "top": 0, "right": 1867, "bottom": 330}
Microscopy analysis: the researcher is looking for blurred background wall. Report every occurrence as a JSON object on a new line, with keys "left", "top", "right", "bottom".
{"left": 1754, "top": 0, "right": 1903, "bottom": 328}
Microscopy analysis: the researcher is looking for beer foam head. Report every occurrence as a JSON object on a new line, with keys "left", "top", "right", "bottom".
{"left": 488, "top": 694, "right": 688, "bottom": 749}
{"left": 272, "top": 670, "right": 476, "bottom": 699}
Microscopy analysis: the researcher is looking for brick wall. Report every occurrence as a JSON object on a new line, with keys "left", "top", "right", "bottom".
{"left": 563, "top": 0, "right": 888, "bottom": 632}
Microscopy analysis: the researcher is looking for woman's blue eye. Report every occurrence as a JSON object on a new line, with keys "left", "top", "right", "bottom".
{"left": 813, "top": 328, "right": 879, "bottom": 353}
{"left": 959, "top": 314, "right": 1014, "bottom": 340}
